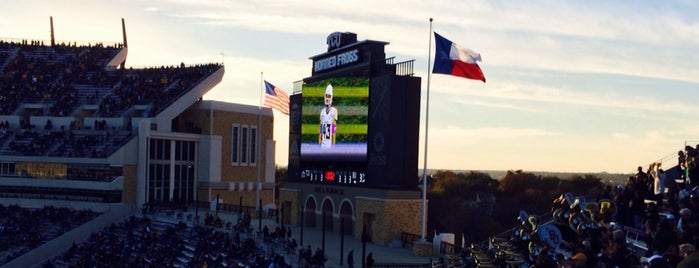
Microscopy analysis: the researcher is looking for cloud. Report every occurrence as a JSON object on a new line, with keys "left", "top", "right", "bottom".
{"left": 433, "top": 78, "right": 698, "bottom": 117}
{"left": 155, "top": 0, "right": 699, "bottom": 85}
{"left": 449, "top": 98, "right": 543, "bottom": 113}
{"left": 427, "top": 126, "right": 560, "bottom": 144}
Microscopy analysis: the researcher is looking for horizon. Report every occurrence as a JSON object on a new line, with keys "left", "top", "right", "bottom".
{"left": 2, "top": 1, "right": 698, "bottom": 174}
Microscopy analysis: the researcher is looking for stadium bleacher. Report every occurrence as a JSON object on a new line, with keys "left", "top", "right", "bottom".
{"left": 0, "top": 205, "right": 100, "bottom": 266}
{"left": 0, "top": 39, "right": 220, "bottom": 161}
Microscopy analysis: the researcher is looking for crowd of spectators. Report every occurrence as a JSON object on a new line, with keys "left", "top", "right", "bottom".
{"left": 0, "top": 205, "right": 100, "bottom": 266}
{"left": 5, "top": 130, "right": 61, "bottom": 156}
{"left": 100, "top": 63, "right": 221, "bottom": 117}
{"left": 679, "top": 145, "right": 698, "bottom": 189}
{"left": 0, "top": 127, "right": 128, "bottom": 158}
{"left": 41, "top": 212, "right": 300, "bottom": 268}
{"left": 0, "top": 40, "right": 120, "bottom": 115}
{"left": 0, "top": 51, "right": 11, "bottom": 71}
{"left": 0, "top": 120, "right": 10, "bottom": 142}
{"left": 0, "top": 40, "right": 221, "bottom": 159}
{"left": 462, "top": 144, "right": 699, "bottom": 268}
{"left": 49, "top": 130, "right": 130, "bottom": 158}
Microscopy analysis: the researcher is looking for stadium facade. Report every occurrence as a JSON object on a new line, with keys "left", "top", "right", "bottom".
{"left": 0, "top": 38, "right": 276, "bottom": 213}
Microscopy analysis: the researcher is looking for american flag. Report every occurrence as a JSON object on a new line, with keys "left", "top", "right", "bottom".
{"left": 263, "top": 81, "right": 290, "bottom": 115}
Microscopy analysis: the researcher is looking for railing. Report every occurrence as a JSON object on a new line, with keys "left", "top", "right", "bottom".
{"left": 385, "top": 57, "right": 395, "bottom": 65}
{"left": 384, "top": 57, "right": 415, "bottom": 77}
{"left": 195, "top": 201, "right": 257, "bottom": 215}
{"left": 0, "top": 37, "right": 123, "bottom": 48}
{"left": 394, "top": 60, "right": 415, "bottom": 76}
{"left": 374, "top": 264, "right": 430, "bottom": 268}
{"left": 624, "top": 226, "right": 648, "bottom": 255}
{"left": 440, "top": 241, "right": 464, "bottom": 255}
{"left": 192, "top": 201, "right": 281, "bottom": 219}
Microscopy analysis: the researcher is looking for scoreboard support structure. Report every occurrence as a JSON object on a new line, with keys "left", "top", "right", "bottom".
{"left": 282, "top": 32, "right": 425, "bottom": 249}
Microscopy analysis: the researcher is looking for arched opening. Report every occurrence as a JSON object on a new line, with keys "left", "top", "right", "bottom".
{"left": 339, "top": 201, "right": 354, "bottom": 235}
{"left": 321, "top": 199, "right": 334, "bottom": 232}
{"left": 304, "top": 197, "right": 316, "bottom": 228}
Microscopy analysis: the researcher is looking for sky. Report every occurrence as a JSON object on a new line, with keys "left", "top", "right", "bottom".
{"left": 1, "top": 0, "right": 698, "bottom": 174}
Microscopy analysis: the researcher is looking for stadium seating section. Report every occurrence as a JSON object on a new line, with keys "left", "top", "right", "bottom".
{"left": 0, "top": 40, "right": 220, "bottom": 159}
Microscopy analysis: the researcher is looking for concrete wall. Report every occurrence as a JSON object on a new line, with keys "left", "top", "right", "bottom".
{"left": 355, "top": 197, "right": 422, "bottom": 245}
{"left": 279, "top": 184, "right": 424, "bottom": 246}
{"left": 122, "top": 165, "right": 138, "bottom": 204}
{"left": 279, "top": 188, "right": 300, "bottom": 225}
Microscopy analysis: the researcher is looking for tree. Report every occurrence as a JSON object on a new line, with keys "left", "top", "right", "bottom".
{"left": 428, "top": 171, "right": 499, "bottom": 237}
{"left": 498, "top": 170, "right": 539, "bottom": 196}
{"left": 559, "top": 174, "right": 604, "bottom": 196}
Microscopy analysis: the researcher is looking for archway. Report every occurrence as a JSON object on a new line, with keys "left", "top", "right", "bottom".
{"left": 339, "top": 200, "right": 354, "bottom": 235}
{"left": 321, "top": 199, "right": 334, "bottom": 231}
{"left": 304, "top": 197, "right": 317, "bottom": 228}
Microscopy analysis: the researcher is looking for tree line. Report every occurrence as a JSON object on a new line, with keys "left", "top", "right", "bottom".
{"left": 427, "top": 169, "right": 607, "bottom": 244}
{"left": 274, "top": 167, "right": 608, "bottom": 246}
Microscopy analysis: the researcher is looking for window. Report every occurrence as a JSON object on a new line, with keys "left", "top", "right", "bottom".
{"left": 188, "top": 141, "right": 195, "bottom": 161}
{"left": 241, "top": 126, "right": 248, "bottom": 165}
{"left": 149, "top": 139, "right": 171, "bottom": 160}
{"left": 175, "top": 140, "right": 196, "bottom": 161}
{"left": 231, "top": 124, "right": 239, "bottom": 165}
{"left": 250, "top": 126, "right": 257, "bottom": 166}
{"left": 148, "top": 163, "right": 170, "bottom": 203}
{"left": 175, "top": 141, "right": 182, "bottom": 161}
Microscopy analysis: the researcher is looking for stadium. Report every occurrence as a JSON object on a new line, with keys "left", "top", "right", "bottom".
{"left": 3, "top": 18, "right": 699, "bottom": 268}
{"left": 0, "top": 19, "right": 284, "bottom": 267}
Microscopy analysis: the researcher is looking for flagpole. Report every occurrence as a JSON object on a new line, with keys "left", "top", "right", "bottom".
{"left": 420, "top": 17, "right": 433, "bottom": 242}
{"left": 257, "top": 72, "right": 263, "bottom": 211}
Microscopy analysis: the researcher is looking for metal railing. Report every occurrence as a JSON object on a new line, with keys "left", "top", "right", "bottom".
{"left": 0, "top": 37, "right": 123, "bottom": 48}
{"left": 394, "top": 60, "right": 415, "bottom": 76}
{"left": 384, "top": 57, "right": 415, "bottom": 77}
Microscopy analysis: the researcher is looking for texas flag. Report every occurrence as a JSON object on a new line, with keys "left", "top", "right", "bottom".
{"left": 432, "top": 32, "right": 486, "bottom": 83}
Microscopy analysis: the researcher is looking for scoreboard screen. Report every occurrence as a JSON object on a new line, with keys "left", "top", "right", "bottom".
{"left": 299, "top": 76, "right": 369, "bottom": 184}
{"left": 300, "top": 76, "right": 369, "bottom": 161}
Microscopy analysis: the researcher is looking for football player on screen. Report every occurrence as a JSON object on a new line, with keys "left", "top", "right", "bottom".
{"left": 319, "top": 84, "right": 338, "bottom": 149}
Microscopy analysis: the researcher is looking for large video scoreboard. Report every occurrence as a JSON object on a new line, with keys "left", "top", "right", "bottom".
{"left": 288, "top": 32, "right": 421, "bottom": 190}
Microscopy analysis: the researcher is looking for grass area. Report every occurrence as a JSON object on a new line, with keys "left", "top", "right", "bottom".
{"left": 301, "top": 124, "right": 367, "bottom": 135}
{"left": 303, "top": 86, "right": 368, "bottom": 98}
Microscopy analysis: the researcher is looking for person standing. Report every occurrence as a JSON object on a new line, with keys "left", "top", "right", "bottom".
{"left": 319, "top": 84, "right": 338, "bottom": 150}
{"left": 347, "top": 249, "right": 354, "bottom": 268}
{"left": 366, "top": 252, "right": 375, "bottom": 268}
{"left": 651, "top": 163, "right": 665, "bottom": 202}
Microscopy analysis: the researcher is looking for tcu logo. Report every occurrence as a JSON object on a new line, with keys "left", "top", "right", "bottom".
{"left": 325, "top": 32, "right": 357, "bottom": 52}
{"left": 327, "top": 32, "right": 343, "bottom": 51}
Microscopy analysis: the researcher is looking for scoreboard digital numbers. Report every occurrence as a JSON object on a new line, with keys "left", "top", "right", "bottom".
{"left": 300, "top": 169, "right": 366, "bottom": 184}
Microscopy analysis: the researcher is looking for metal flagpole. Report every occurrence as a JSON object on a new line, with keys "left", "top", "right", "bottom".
{"left": 420, "top": 17, "right": 433, "bottom": 241}
{"left": 257, "top": 72, "right": 263, "bottom": 211}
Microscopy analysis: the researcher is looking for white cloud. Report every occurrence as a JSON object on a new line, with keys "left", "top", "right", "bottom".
{"left": 434, "top": 78, "right": 698, "bottom": 117}
{"left": 146, "top": 0, "right": 699, "bottom": 85}
{"left": 427, "top": 126, "right": 560, "bottom": 143}
{"left": 450, "top": 99, "right": 543, "bottom": 113}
